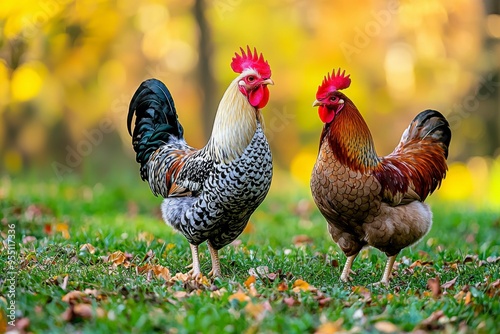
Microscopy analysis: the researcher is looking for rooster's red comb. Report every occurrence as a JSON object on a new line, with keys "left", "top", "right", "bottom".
{"left": 316, "top": 68, "right": 351, "bottom": 99}
{"left": 231, "top": 46, "right": 271, "bottom": 78}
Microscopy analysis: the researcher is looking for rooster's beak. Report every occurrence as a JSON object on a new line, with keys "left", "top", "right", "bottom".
{"left": 312, "top": 99, "right": 322, "bottom": 107}
{"left": 262, "top": 78, "right": 274, "bottom": 85}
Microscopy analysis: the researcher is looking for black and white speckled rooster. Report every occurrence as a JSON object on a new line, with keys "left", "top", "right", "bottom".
{"left": 127, "top": 47, "right": 273, "bottom": 278}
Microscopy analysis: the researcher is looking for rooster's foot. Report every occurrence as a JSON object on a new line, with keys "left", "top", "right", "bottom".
{"left": 208, "top": 269, "right": 222, "bottom": 278}
{"left": 340, "top": 269, "right": 355, "bottom": 282}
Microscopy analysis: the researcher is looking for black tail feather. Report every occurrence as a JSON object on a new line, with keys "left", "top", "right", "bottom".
{"left": 128, "top": 79, "right": 184, "bottom": 180}
{"left": 404, "top": 109, "right": 451, "bottom": 158}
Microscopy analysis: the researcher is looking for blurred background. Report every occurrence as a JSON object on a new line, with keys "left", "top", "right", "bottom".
{"left": 0, "top": 0, "right": 499, "bottom": 208}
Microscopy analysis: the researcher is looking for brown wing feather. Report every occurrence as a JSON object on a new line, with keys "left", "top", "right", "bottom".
{"left": 373, "top": 110, "right": 451, "bottom": 206}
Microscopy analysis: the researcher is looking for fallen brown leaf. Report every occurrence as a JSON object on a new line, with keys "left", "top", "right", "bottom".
{"left": 61, "top": 274, "right": 69, "bottom": 290}
{"left": 44, "top": 223, "right": 52, "bottom": 235}
{"left": 138, "top": 264, "right": 171, "bottom": 281}
{"left": 62, "top": 290, "right": 89, "bottom": 304}
{"left": 136, "top": 231, "right": 155, "bottom": 245}
{"left": 142, "top": 249, "right": 155, "bottom": 262}
{"left": 84, "top": 289, "right": 106, "bottom": 301}
{"left": 61, "top": 303, "right": 105, "bottom": 323}
{"left": 244, "top": 275, "right": 256, "bottom": 288}
{"left": 464, "top": 291, "right": 472, "bottom": 305}
{"left": 292, "top": 279, "right": 311, "bottom": 292}
{"left": 487, "top": 256, "right": 500, "bottom": 263}
{"left": 79, "top": 243, "right": 96, "bottom": 254}
{"left": 172, "top": 291, "right": 188, "bottom": 299}
{"left": 486, "top": 279, "right": 500, "bottom": 297}
{"left": 418, "top": 250, "right": 430, "bottom": 259}
{"left": 374, "top": 321, "right": 399, "bottom": 333}
{"left": 244, "top": 301, "right": 271, "bottom": 321}
{"left": 441, "top": 276, "right": 458, "bottom": 290}
{"left": 73, "top": 303, "right": 93, "bottom": 319}
{"left": 283, "top": 296, "right": 298, "bottom": 307}
{"left": 317, "top": 296, "right": 331, "bottom": 307}
{"left": 248, "top": 266, "right": 269, "bottom": 277}
{"left": 55, "top": 222, "right": 70, "bottom": 239}
{"left": 22, "top": 236, "right": 37, "bottom": 244}
{"left": 210, "top": 287, "right": 228, "bottom": 298}
{"left": 229, "top": 290, "right": 250, "bottom": 303}
{"left": 107, "top": 251, "right": 127, "bottom": 266}
{"left": 410, "top": 260, "right": 433, "bottom": 268}
{"left": 277, "top": 282, "right": 288, "bottom": 292}
{"left": 463, "top": 254, "right": 478, "bottom": 263}
{"left": 292, "top": 234, "right": 313, "bottom": 246}
{"left": 454, "top": 290, "right": 473, "bottom": 305}
{"left": 266, "top": 272, "right": 278, "bottom": 281}
{"left": 427, "top": 276, "right": 442, "bottom": 298}
{"left": 170, "top": 272, "right": 190, "bottom": 282}
{"left": 25, "top": 204, "right": 45, "bottom": 220}
{"left": 248, "top": 284, "right": 259, "bottom": 298}
{"left": 418, "top": 310, "right": 445, "bottom": 331}
{"left": 315, "top": 319, "right": 343, "bottom": 334}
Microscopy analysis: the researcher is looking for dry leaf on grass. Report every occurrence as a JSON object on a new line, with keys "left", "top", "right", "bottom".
{"left": 248, "top": 266, "right": 269, "bottom": 277}
{"left": 172, "top": 291, "right": 188, "bottom": 299}
{"left": 441, "top": 276, "right": 458, "bottom": 290}
{"left": 314, "top": 319, "right": 343, "bottom": 334}
{"left": 418, "top": 310, "right": 445, "bottom": 331}
{"left": 79, "top": 243, "right": 96, "bottom": 254}
{"left": 486, "top": 256, "right": 500, "bottom": 263}
{"left": 283, "top": 296, "right": 298, "bottom": 307}
{"left": 277, "top": 282, "right": 288, "bottom": 292}
{"left": 45, "top": 274, "right": 69, "bottom": 290}
{"left": 427, "top": 276, "right": 442, "bottom": 298}
{"left": 137, "top": 264, "right": 171, "bottom": 281}
{"left": 292, "top": 279, "right": 312, "bottom": 292}
{"left": 410, "top": 260, "right": 433, "bottom": 268}
{"left": 244, "top": 301, "right": 271, "bottom": 321}
{"left": 292, "top": 234, "right": 313, "bottom": 246}
{"left": 83, "top": 289, "right": 106, "bottom": 301}
{"left": 351, "top": 286, "right": 371, "bottom": 302}
{"left": 374, "top": 321, "right": 399, "bottom": 333}
{"left": 463, "top": 254, "right": 478, "bottom": 263}
{"left": 22, "top": 236, "right": 37, "bottom": 244}
{"left": 55, "top": 222, "right": 70, "bottom": 239}
{"left": 62, "top": 291, "right": 90, "bottom": 304}
{"left": 454, "top": 291, "right": 473, "bottom": 305}
{"left": 229, "top": 290, "right": 250, "bottom": 303}
{"left": 136, "top": 231, "right": 155, "bottom": 245}
{"left": 244, "top": 275, "right": 256, "bottom": 288}
{"left": 61, "top": 303, "right": 105, "bottom": 322}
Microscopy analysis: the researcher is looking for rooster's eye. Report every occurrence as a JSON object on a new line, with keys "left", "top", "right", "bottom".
{"left": 329, "top": 97, "right": 337, "bottom": 102}
{"left": 247, "top": 76, "right": 255, "bottom": 83}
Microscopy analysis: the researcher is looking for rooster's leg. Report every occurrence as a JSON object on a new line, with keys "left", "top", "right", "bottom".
{"left": 207, "top": 241, "right": 221, "bottom": 278}
{"left": 340, "top": 253, "right": 358, "bottom": 282}
{"left": 379, "top": 254, "right": 397, "bottom": 285}
{"left": 188, "top": 244, "right": 201, "bottom": 278}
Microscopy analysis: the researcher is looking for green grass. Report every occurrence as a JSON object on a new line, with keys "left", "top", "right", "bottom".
{"left": 1, "top": 176, "right": 499, "bottom": 333}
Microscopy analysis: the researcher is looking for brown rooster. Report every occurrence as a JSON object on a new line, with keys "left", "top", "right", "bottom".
{"left": 310, "top": 69, "right": 451, "bottom": 285}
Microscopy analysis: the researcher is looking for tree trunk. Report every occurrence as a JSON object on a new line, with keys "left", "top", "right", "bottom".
{"left": 193, "top": 0, "right": 217, "bottom": 140}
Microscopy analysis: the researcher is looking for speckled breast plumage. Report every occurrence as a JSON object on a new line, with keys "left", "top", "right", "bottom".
{"left": 161, "top": 125, "right": 273, "bottom": 249}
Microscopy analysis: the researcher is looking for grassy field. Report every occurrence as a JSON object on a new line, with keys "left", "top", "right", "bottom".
{"left": 1, "top": 176, "right": 499, "bottom": 333}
